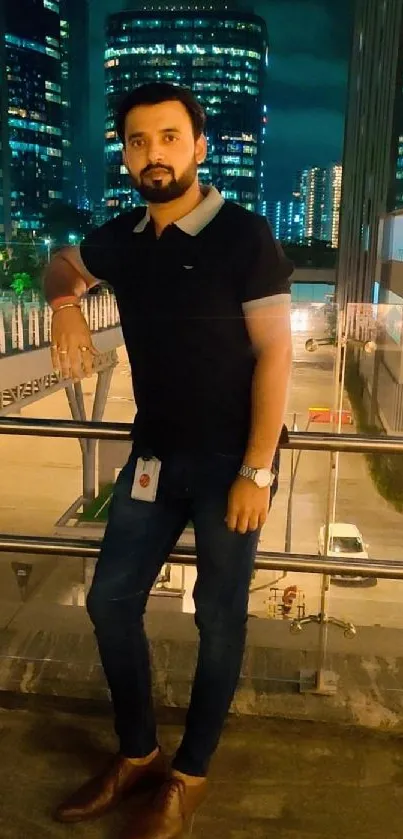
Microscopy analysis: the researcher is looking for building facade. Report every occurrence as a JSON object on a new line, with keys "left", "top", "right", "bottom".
{"left": 266, "top": 199, "right": 304, "bottom": 243}
{"left": 59, "top": 0, "right": 90, "bottom": 209}
{"left": 301, "top": 165, "right": 342, "bottom": 247}
{"left": 0, "top": 0, "right": 65, "bottom": 238}
{"left": 337, "top": 0, "right": 403, "bottom": 433}
{"left": 0, "top": 0, "right": 90, "bottom": 241}
{"left": 337, "top": 0, "right": 403, "bottom": 309}
{"left": 104, "top": 8, "right": 268, "bottom": 216}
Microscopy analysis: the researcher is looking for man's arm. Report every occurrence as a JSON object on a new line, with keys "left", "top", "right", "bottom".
{"left": 225, "top": 216, "right": 293, "bottom": 535}
{"left": 43, "top": 246, "right": 99, "bottom": 308}
{"left": 43, "top": 246, "right": 100, "bottom": 380}
{"left": 243, "top": 299, "right": 292, "bottom": 469}
{"left": 225, "top": 299, "right": 291, "bottom": 535}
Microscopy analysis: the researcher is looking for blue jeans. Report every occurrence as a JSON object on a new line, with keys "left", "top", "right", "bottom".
{"left": 87, "top": 447, "right": 274, "bottom": 777}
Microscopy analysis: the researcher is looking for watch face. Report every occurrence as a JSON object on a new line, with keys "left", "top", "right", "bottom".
{"left": 255, "top": 468, "right": 272, "bottom": 488}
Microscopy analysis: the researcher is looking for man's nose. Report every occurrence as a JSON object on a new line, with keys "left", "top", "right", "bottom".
{"left": 147, "top": 142, "right": 165, "bottom": 164}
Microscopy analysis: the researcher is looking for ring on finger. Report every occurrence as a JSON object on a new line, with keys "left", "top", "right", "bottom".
{"left": 59, "top": 349, "right": 68, "bottom": 355}
{"left": 80, "top": 346, "right": 89, "bottom": 352}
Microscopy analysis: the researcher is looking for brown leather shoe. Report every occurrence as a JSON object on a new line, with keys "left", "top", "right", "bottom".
{"left": 54, "top": 751, "right": 168, "bottom": 824}
{"left": 121, "top": 775, "right": 207, "bottom": 839}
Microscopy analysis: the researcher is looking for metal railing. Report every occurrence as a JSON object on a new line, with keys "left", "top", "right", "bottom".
{"left": 0, "top": 533, "right": 402, "bottom": 580}
{"left": 1, "top": 416, "right": 403, "bottom": 695}
{"left": 1, "top": 416, "right": 403, "bottom": 453}
{"left": 0, "top": 292, "right": 120, "bottom": 356}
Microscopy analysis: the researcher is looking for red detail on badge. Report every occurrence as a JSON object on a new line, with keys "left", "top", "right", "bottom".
{"left": 139, "top": 473, "right": 151, "bottom": 488}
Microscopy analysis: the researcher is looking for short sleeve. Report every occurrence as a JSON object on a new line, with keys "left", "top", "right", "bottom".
{"left": 239, "top": 217, "right": 294, "bottom": 309}
{"left": 79, "top": 220, "right": 119, "bottom": 285}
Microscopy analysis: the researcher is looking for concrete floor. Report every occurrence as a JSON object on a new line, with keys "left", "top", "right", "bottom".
{"left": 1, "top": 700, "right": 403, "bottom": 838}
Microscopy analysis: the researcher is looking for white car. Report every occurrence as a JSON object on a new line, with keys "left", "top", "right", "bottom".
{"left": 318, "top": 523, "right": 376, "bottom": 586}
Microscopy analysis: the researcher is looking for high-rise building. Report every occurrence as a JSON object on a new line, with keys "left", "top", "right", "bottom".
{"left": 104, "top": 7, "right": 268, "bottom": 217}
{"left": 60, "top": 0, "right": 90, "bottom": 209}
{"left": 0, "top": 0, "right": 65, "bottom": 238}
{"left": 337, "top": 0, "right": 403, "bottom": 308}
{"left": 301, "top": 165, "right": 342, "bottom": 247}
{"left": 0, "top": 0, "right": 90, "bottom": 241}
{"left": 266, "top": 199, "right": 304, "bottom": 243}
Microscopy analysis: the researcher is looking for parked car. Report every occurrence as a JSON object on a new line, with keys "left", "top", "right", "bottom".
{"left": 318, "top": 522, "right": 377, "bottom": 586}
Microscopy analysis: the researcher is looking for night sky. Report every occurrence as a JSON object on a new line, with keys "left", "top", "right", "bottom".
{"left": 255, "top": 0, "right": 353, "bottom": 199}
{"left": 88, "top": 0, "right": 354, "bottom": 203}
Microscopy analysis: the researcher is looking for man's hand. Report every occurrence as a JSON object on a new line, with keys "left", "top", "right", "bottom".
{"left": 50, "top": 306, "right": 99, "bottom": 381}
{"left": 225, "top": 476, "right": 270, "bottom": 535}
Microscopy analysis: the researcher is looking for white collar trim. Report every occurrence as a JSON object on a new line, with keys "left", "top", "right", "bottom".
{"left": 133, "top": 185, "right": 224, "bottom": 236}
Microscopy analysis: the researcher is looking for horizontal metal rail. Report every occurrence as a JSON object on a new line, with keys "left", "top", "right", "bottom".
{"left": 0, "top": 534, "right": 402, "bottom": 580}
{"left": 1, "top": 416, "right": 403, "bottom": 453}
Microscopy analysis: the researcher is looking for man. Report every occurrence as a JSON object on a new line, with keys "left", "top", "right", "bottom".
{"left": 44, "top": 82, "right": 293, "bottom": 839}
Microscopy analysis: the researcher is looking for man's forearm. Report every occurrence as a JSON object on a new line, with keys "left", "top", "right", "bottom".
{"left": 43, "top": 253, "right": 87, "bottom": 307}
{"left": 243, "top": 347, "right": 292, "bottom": 468}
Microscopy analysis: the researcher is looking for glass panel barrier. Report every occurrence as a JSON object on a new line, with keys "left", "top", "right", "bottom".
{"left": 0, "top": 296, "right": 343, "bottom": 694}
{"left": 320, "top": 301, "right": 403, "bottom": 698}
{"left": 254, "top": 300, "right": 339, "bottom": 628}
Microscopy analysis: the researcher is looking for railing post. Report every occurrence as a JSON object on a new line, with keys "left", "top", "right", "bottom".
{"left": 0, "top": 309, "right": 5, "bottom": 354}
{"left": 28, "top": 307, "right": 40, "bottom": 347}
{"left": 82, "top": 297, "right": 89, "bottom": 327}
{"left": 43, "top": 304, "right": 52, "bottom": 344}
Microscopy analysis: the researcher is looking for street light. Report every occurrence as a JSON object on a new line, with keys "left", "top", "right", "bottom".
{"left": 44, "top": 237, "right": 52, "bottom": 263}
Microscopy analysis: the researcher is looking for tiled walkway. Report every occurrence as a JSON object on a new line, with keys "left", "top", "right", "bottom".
{"left": 1, "top": 699, "right": 402, "bottom": 838}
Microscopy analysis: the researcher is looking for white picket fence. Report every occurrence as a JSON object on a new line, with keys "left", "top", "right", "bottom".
{"left": 0, "top": 291, "right": 120, "bottom": 356}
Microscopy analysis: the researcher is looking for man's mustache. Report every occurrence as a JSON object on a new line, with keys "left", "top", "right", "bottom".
{"left": 141, "top": 166, "right": 173, "bottom": 176}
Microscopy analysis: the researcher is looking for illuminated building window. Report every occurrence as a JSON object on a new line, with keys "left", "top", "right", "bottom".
{"left": 105, "top": 142, "right": 122, "bottom": 153}
{"left": 221, "top": 190, "right": 239, "bottom": 199}
{"left": 222, "top": 167, "right": 254, "bottom": 177}
{"left": 213, "top": 46, "right": 260, "bottom": 60}
{"left": 45, "top": 92, "right": 61, "bottom": 104}
{"left": 8, "top": 107, "right": 27, "bottom": 118}
{"left": 221, "top": 155, "right": 241, "bottom": 164}
{"left": 10, "top": 140, "right": 62, "bottom": 157}
{"left": 45, "top": 80, "right": 61, "bottom": 92}
{"left": 105, "top": 45, "right": 165, "bottom": 58}
{"left": 5, "top": 33, "right": 60, "bottom": 59}
{"left": 9, "top": 118, "right": 62, "bottom": 136}
{"left": 43, "top": 0, "right": 59, "bottom": 11}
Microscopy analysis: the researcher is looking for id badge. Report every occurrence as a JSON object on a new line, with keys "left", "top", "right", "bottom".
{"left": 131, "top": 457, "right": 162, "bottom": 503}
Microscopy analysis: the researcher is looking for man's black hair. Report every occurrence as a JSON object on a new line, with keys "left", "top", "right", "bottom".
{"left": 115, "top": 82, "right": 206, "bottom": 144}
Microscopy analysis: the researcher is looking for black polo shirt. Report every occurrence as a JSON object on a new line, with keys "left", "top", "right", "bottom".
{"left": 80, "top": 188, "right": 293, "bottom": 456}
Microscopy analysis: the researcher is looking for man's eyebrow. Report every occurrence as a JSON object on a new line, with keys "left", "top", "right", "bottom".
{"left": 127, "top": 127, "right": 182, "bottom": 140}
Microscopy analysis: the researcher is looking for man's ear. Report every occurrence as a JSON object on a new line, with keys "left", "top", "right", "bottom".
{"left": 195, "top": 133, "right": 207, "bottom": 165}
{"left": 122, "top": 146, "right": 128, "bottom": 170}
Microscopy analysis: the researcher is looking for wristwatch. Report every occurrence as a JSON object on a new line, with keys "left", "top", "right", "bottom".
{"left": 238, "top": 465, "right": 275, "bottom": 488}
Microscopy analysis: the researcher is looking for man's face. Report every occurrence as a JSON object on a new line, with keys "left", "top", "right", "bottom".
{"left": 122, "top": 100, "right": 207, "bottom": 204}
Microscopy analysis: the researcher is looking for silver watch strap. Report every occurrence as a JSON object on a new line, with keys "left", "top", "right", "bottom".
{"left": 239, "top": 465, "right": 257, "bottom": 481}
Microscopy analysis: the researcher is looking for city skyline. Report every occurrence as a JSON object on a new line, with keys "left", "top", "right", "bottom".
{"left": 87, "top": 0, "right": 353, "bottom": 204}
{"left": 0, "top": 0, "right": 353, "bottom": 240}
{"left": 104, "top": 8, "right": 268, "bottom": 216}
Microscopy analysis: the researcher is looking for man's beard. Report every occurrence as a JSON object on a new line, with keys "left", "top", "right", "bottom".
{"left": 130, "top": 157, "right": 198, "bottom": 204}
